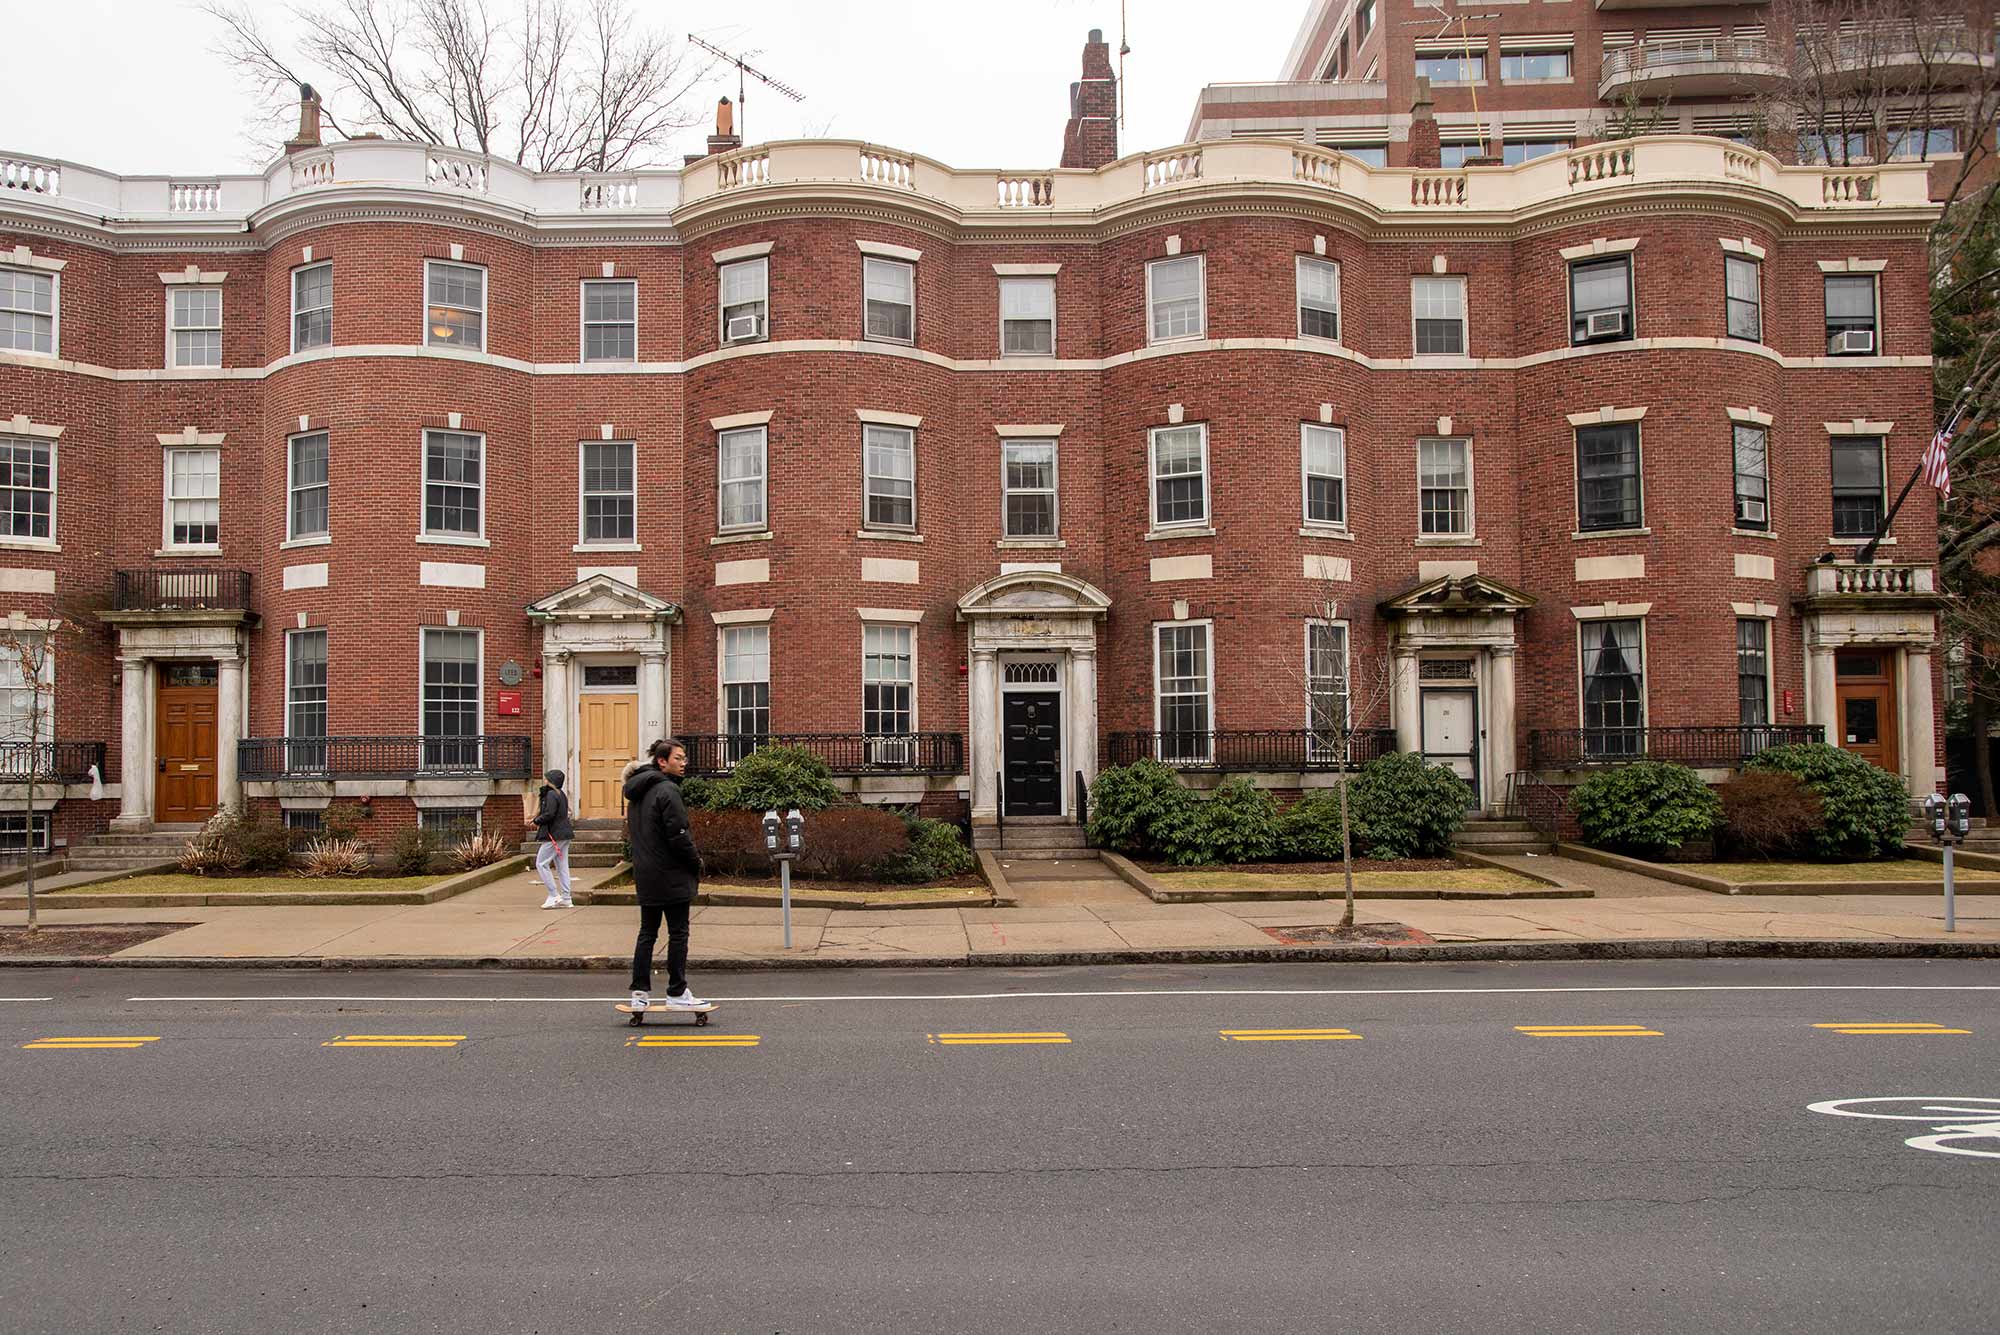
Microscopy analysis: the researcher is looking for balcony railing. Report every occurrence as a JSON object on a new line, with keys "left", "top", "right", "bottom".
{"left": 681, "top": 733, "right": 965, "bottom": 778}
{"left": 1600, "top": 36, "right": 1783, "bottom": 83}
{"left": 1528, "top": 725, "right": 1824, "bottom": 768}
{"left": 237, "top": 735, "right": 533, "bottom": 781}
{"left": 113, "top": 568, "right": 251, "bottom": 612}
{"left": 0, "top": 740, "right": 105, "bottom": 783}
{"left": 1804, "top": 562, "right": 1935, "bottom": 599}
{"left": 1103, "top": 728, "right": 1398, "bottom": 771}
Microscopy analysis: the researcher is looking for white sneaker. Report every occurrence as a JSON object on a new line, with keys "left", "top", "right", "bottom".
{"left": 629, "top": 990, "right": 650, "bottom": 1012}
{"left": 556, "top": 897, "right": 574, "bottom": 909}
{"left": 541, "top": 895, "right": 561, "bottom": 909}
{"left": 665, "top": 990, "right": 707, "bottom": 1009}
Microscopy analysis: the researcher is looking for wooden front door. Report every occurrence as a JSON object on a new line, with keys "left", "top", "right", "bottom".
{"left": 155, "top": 663, "right": 219, "bottom": 823}
{"left": 577, "top": 691, "right": 639, "bottom": 819}
{"left": 1834, "top": 650, "right": 1898, "bottom": 775}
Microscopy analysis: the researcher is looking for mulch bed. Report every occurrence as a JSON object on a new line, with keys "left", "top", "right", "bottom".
{"left": 1139, "top": 858, "right": 1468, "bottom": 875}
{"left": 0, "top": 925, "right": 187, "bottom": 957}
{"left": 711, "top": 873, "right": 988, "bottom": 894}
{"left": 1258, "top": 922, "right": 1437, "bottom": 947}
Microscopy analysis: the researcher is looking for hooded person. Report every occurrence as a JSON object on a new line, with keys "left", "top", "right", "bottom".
{"left": 530, "top": 767, "right": 576, "bottom": 908}
{"left": 622, "top": 737, "right": 705, "bottom": 1011}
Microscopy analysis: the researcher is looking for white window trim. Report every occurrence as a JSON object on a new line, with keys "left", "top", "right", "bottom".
{"left": 163, "top": 286, "right": 223, "bottom": 369}
{"left": 290, "top": 261, "right": 332, "bottom": 355}
{"left": 1001, "top": 437, "right": 1060, "bottom": 540}
{"left": 997, "top": 275, "right": 1057, "bottom": 358}
{"left": 1152, "top": 618, "right": 1216, "bottom": 761}
{"left": 1411, "top": 275, "right": 1467, "bottom": 358}
{"left": 1300, "top": 422, "right": 1347, "bottom": 529}
{"left": 716, "top": 624, "right": 773, "bottom": 736}
{"left": 1574, "top": 616, "right": 1649, "bottom": 733}
{"left": 1416, "top": 436, "right": 1475, "bottom": 540}
{"left": 576, "top": 438, "right": 639, "bottom": 549}
{"left": 285, "top": 626, "right": 328, "bottom": 742}
{"left": 862, "top": 423, "right": 918, "bottom": 533}
{"left": 860, "top": 620, "right": 920, "bottom": 733}
{"left": 286, "top": 429, "right": 330, "bottom": 543}
{"left": 578, "top": 277, "right": 638, "bottom": 363}
{"left": 862, "top": 256, "right": 916, "bottom": 346}
{"left": 160, "top": 445, "right": 222, "bottom": 554}
{"left": 1564, "top": 253, "right": 1636, "bottom": 346}
{"left": 420, "top": 428, "right": 486, "bottom": 541}
{"left": 423, "top": 258, "right": 488, "bottom": 353}
{"left": 1303, "top": 618, "right": 1351, "bottom": 753}
{"left": 417, "top": 625, "right": 484, "bottom": 742}
{"left": 1723, "top": 253, "right": 1763, "bottom": 343}
{"left": 0, "top": 263, "right": 59, "bottom": 360}
{"left": 1148, "top": 422, "right": 1211, "bottom": 531}
{"left": 0, "top": 432, "right": 58, "bottom": 550}
{"left": 1295, "top": 255, "right": 1341, "bottom": 342}
{"left": 718, "top": 257, "right": 769, "bottom": 346}
{"left": 717, "top": 425, "right": 769, "bottom": 535}
{"left": 1145, "top": 254, "right": 1207, "bottom": 346}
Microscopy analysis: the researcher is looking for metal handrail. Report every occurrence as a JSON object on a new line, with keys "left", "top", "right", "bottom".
{"left": 0, "top": 740, "right": 106, "bottom": 784}
{"left": 1103, "top": 728, "right": 1397, "bottom": 772}
{"left": 1602, "top": 36, "right": 1779, "bottom": 82}
{"left": 1527, "top": 724, "right": 1823, "bottom": 768}
{"left": 113, "top": 568, "right": 252, "bottom": 611}
{"left": 1074, "top": 770, "right": 1089, "bottom": 836}
{"left": 237, "top": 735, "right": 533, "bottom": 780}
{"left": 1504, "top": 770, "right": 1564, "bottom": 843}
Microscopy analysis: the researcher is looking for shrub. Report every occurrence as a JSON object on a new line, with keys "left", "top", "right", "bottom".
{"left": 1718, "top": 770, "right": 1825, "bottom": 858}
{"left": 679, "top": 775, "right": 720, "bottom": 811}
{"left": 1570, "top": 761, "right": 1722, "bottom": 857}
{"left": 1198, "top": 779, "right": 1280, "bottom": 865}
{"left": 321, "top": 802, "right": 367, "bottom": 842}
{"left": 797, "top": 807, "right": 910, "bottom": 880}
{"left": 689, "top": 809, "right": 769, "bottom": 877}
{"left": 297, "top": 837, "right": 370, "bottom": 878}
{"left": 445, "top": 831, "right": 516, "bottom": 872}
{"left": 877, "top": 816, "right": 977, "bottom": 884}
{"left": 1088, "top": 760, "right": 1199, "bottom": 857}
{"left": 234, "top": 812, "right": 297, "bottom": 872}
{"left": 1275, "top": 791, "right": 1352, "bottom": 862}
{"left": 1744, "top": 742, "right": 1909, "bottom": 859}
{"left": 1348, "top": 753, "right": 1472, "bottom": 859}
{"left": 696, "top": 746, "right": 842, "bottom": 814}
{"left": 388, "top": 825, "right": 440, "bottom": 876}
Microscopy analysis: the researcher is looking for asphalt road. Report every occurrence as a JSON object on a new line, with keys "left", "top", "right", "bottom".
{"left": 2, "top": 958, "right": 1996, "bottom": 1334}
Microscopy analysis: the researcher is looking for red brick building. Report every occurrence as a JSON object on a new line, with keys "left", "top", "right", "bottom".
{"left": 0, "top": 29, "right": 1946, "bottom": 860}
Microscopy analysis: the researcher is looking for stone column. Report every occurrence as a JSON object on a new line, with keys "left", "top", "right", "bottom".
{"left": 1068, "top": 645, "right": 1098, "bottom": 816}
{"left": 112, "top": 656, "right": 151, "bottom": 829}
{"left": 639, "top": 649, "right": 669, "bottom": 748}
{"left": 1393, "top": 646, "right": 1421, "bottom": 756}
{"left": 1486, "top": 644, "right": 1518, "bottom": 800}
{"left": 543, "top": 651, "right": 572, "bottom": 780}
{"left": 1903, "top": 645, "right": 1937, "bottom": 796}
{"left": 1807, "top": 641, "right": 1838, "bottom": 744}
{"left": 216, "top": 653, "right": 245, "bottom": 813}
{"left": 969, "top": 647, "right": 999, "bottom": 823}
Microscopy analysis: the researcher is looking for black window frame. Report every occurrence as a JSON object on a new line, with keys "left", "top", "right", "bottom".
{"left": 1824, "top": 274, "right": 1878, "bottom": 354}
{"left": 1575, "top": 422, "right": 1643, "bottom": 532}
{"left": 1732, "top": 423, "right": 1770, "bottom": 531}
{"left": 1724, "top": 255, "right": 1762, "bottom": 342}
{"left": 1737, "top": 618, "right": 1770, "bottom": 728}
{"left": 1830, "top": 436, "right": 1885, "bottom": 539}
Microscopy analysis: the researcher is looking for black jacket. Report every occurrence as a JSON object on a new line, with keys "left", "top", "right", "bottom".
{"left": 533, "top": 769, "right": 574, "bottom": 842}
{"left": 623, "top": 765, "right": 701, "bottom": 905}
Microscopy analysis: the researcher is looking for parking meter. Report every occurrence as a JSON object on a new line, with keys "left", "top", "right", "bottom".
{"left": 1948, "top": 793, "right": 1972, "bottom": 840}
{"left": 785, "top": 808, "right": 804, "bottom": 853}
{"left": 1923, "top": 794, "right": 1947, "bottom": 842}
{"left": 762, "top": 809, "right": 781, "bottom": 853}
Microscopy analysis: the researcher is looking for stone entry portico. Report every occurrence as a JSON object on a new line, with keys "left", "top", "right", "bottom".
{"left": 526, "top": 574, "right": 681, "bottom": 790}
{"left": 97, "top": 610, "right": 255, "bottom": 829}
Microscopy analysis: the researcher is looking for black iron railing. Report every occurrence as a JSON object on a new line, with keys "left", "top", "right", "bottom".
{"left": 680, "top": 733, "right": 966, "bottom": 778}
{"left": 237, "top": 735, "right": 533, "bottom": 780}
{"left": 1504, "top": 770, "right": 1566, "bottom": 843}
{"left": 113, "top": 568, "right": 252, "bottom": 611}
{"left": 0, "top": 740, "right": 106, "bottom": 784}
{"left": 1102, "top": 728, "right": 1398, "bottom": 772}
{"left": 1527, "top": 724, "right": 1823, "bottom": 768}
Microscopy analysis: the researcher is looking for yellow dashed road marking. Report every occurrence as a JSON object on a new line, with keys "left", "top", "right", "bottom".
{"left": 928, "top": 1032, "right": 1071, "bottom": 1045}
{"left": 1221, "top": 1028, "right": 1362, "bottom": 1042}
{"left": 627, "top": 1034, "right": 760, "bottom": 1048}
{"left": 22, "top": 1036, "right": 161, "bottom": 1050}
{"left": 322, "top": 1034, "right": 467, "bottom": 1048}
{"left": 1516, "top": 1024, "right": 1663, "bottom": 1038}
{"left": 1813, "top": 1022, "right": 1970, "bottom": 1036}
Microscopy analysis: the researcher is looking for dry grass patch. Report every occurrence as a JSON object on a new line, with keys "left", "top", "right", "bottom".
{"left": 1153, "top": 867, "right": 1544, "bottom": 892}
{"left": 1670, "top": 860, "right": 2000, "bottom": 884}
{"left": 58, "top": 874, "right": 446, "bottom": 896}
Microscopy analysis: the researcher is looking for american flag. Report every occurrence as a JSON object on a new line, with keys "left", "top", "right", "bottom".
{"left": 1922, "top": 414, "right": 1956, "bottom": 502}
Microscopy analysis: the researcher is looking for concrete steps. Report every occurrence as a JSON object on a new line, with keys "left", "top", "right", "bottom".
{"left": 1453, "top": 817, "right": 1555, "bottom": 856}
{"left": 516, "top": 825, "right": 626, "bottom": 868}
{"left": 68, "top": 828, "right": 195, "bottom": 872}
{"left": 973, "top": 816, "right": 1094, "bottom": 858}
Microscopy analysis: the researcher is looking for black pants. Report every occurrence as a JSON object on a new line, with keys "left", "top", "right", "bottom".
{"left": 630, "top": 901, "right": 691, "bottom": 994}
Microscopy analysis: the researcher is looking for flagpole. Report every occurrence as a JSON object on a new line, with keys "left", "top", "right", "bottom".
{"left": 1853, "top": 393, "right": 1967, "bottom": 565}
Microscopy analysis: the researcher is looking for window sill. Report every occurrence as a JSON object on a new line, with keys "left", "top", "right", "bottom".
{"left": 997, "top": 538, "right": 1066, "bottom": 549}
{"left": 573, "top": 542, "right": 643, "bottom": 554}
{"left": 711, "top": 530, "right": 773, "bottom": 547}
{"left": 1569, "top": 335, "right": 1635, "bottom": 349}
{"left": 580, "top": 357, "right": 639, "bottom": 367}
{"left": 1414, "top": 536, "right": 1482, "bottom": 547}
{"left": 1299, "top": 525, "right": 1355, "bottom": 541}
{"left": 1731, "top": 528, "right": 1778, "bottom": 541}
{"left": 1500, "top": 76, "right": 1574, "bottom": 86}
{"left": 862, "top": 335, "right": 915, "bottom": 348}
{"left": 155, "top": 546, "right": 222, "bottom": 558}
{"left": 1145, "top": 525, "right": 1216, "bottom": 542}
{"left": 280, "top": 534, "right": 332, "bottom": 550}
{"left": 0, "top": 539, "right": 59, "bottom": 553}
{"left": 416, "top": 534, "right": 491, "bottom": 549}
{"left": 1146, "top": 333, "right": 1207, "bottom": 348}
{"left": 856, "top": 529, "right": 924, "bottom": 543}
{"left": 1829, "top": 536, "right": 1896, "bottom": 547}
{"left": 424, "top": 340, "right": 488, "bottom": 355}
{"left": 1571, "top": 526, "right": 1651, "bottom": 542}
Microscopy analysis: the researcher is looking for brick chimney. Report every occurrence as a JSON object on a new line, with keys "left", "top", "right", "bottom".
{"left": 284, "top": 83, "right": 323, "bottom": 156}
{"left": 1059, "top": 29, "right": 1118, "bottom": 170}
{"left": 1406, "top": 77, "right": 1440, "bottom": 169}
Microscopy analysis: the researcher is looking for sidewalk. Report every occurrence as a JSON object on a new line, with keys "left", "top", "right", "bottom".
{"left": 4, "top": 858, "right": 1997, "bottom": 967}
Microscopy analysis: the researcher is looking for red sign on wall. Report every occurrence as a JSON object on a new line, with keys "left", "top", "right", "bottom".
{"left": 496, "top": 689, "right": 523, "bottom": 716}
{"left": 1781, "top": 689, "right": 1795, "bottom": 717}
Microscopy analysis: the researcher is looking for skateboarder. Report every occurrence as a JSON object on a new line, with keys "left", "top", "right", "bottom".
{"left": 622, "top": 737, "right": 705, "bottom": 1012}
{"left": 529, "top": 768, "right": 574, "bottom": 908}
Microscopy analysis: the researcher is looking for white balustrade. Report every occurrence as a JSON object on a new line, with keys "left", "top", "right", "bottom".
{"left": 1409, "top": 171, "right": 1467, "bottom": 207}
{"left": 715, "top": 149, "right": 769, "bottom": 190}
{"left": 290, "top": 152, "right": 336, "bottom": 189}
{"left": 1822, "top": 172, "right": 1878, "bottom": 205}
{"left": 995, "top": 174, "right": 1054, "bottom": 207}
{"left": 1567, "top": 143, "right": 1633, "bottom": 187}
{"left": 1723, "top": 149, "right": 1761, "bottom": 182}
{"left": 859, "top": 148, "right": 916, "bottom": 188}
{"left": 168, "top": 181, "right": 222, "bottom": 213}
{"left": 1142, "top": 149, "right": 1202, "bottom": 190}
{"left": 1291, "top": 148, "right": 1340, "bottom": 187}
{"left": 426, "top": 150, "right": 488, "bottom": 192}
{"left": 1, "top": 156, "right": 60, "bottom": 197}
{"left": 578, "top": 176, "right": 639, "bottom": 209}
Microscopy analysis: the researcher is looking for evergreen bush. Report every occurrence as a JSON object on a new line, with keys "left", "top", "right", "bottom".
{"left": 1087, "top": 760, "right": 1198, "bottom": 857}
{"left": 1743, "top": 742, "right": 1910, "bottom": 859}
{"left": 1348, "top": 753, "right": 1471, "bottom": 858}
{"left": 1197, "top": 778, "right": 1280, "bottom": 865}
{"left": 1570, "top": 761, "right": 1721, "bottom": 858}
{"left": 1275, "top": 791, "right": 1352, "bottom": 861}
{"left": 877, "top": 816, "right": 977, "bottom": 883}
{"left": 693, "top": 746, "right": 841, "bottom": 813}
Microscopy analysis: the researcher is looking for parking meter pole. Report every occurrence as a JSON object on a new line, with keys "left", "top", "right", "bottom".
{"left": 1944, "top": 841, "right": 1955, "bottom": 933}
{"left": 780, "top": 856, "right": 793, "bottom": 949}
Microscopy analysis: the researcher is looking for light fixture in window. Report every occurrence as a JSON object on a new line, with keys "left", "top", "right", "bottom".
{"left": 429, "top": 307, "right": 469, "bottom": 341}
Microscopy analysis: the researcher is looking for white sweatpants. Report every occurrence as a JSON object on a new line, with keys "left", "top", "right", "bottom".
{"left": 535, "top": 840, "right": 573, "bottom": 901}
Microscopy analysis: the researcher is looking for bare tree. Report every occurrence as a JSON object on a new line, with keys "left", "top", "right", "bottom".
{"left": 201, "top": 0, "right": 713, "bottom": 171}
{"left": 0, "top": 614, "right": 86, "bottom": 932}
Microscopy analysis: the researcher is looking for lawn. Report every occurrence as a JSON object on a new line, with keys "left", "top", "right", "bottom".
{"left": 1151, "top": 867, "right": 1546, "bottom": 892}
{"left": 1669, "top": 860, "right": 2000, "bottom": 884}
{"left": 57, "top": 874, "right": 447, "bottom": 895}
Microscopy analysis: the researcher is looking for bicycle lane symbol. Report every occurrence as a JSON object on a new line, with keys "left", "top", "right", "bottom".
{"left": 1808, "top": 1097, "right": 2000, "bottom": 1161}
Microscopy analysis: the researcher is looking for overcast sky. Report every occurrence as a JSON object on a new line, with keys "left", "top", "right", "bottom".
{"left": 2, "top": 0, "right": 1306, "bottom": 176}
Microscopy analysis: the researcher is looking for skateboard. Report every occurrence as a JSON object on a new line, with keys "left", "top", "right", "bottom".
{"left": 616, "top": 1002, "right": 718, "bottom": 1028}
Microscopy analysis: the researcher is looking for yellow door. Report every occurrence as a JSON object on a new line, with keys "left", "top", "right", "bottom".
{"left": 577, "top": 693, "right": 639, "bottom": 819}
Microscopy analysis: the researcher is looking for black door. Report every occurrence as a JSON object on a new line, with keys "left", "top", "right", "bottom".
{"left": 1003, "top": 692, "right": 1062, "bottom": 816}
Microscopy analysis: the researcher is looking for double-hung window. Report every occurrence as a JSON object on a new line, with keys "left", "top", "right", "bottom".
{"left": 1725, "top": 256, "right": 1761, "bottom": 341}
{"left": 1737, "top": 619, "right": 1770, "bottom": 731}
{"left": 288, "top": 431, "right": 329, "bottom": 541}
{"left": 1000, "top": 277, "right": 1055, "bottom": 355}
{"left": 164, "top": 447, "right": 220, "bottom": 549}
{"left": 1, "top": 435, "right": 53, "bottom": 541}
{"left": 168, "top": 288, "right": 222, "bottom": 368}
{"left": 424, "top": 260, "right": 485, "bottom": 350}
{"left": 0, "top": 634, "right": 52, "bottom": 771}
{"left": 720, "top": 258, "right": 768, "bottom": 343}
{"left": 1418, "top": 437, "right": 1471, "bottom": 536}
{"left": 1412, "top": 276, "right": 1465, "bottom": 355}
{"left": 0, "top": 268, "right": 55, "bottom": 355}
{"left": 1150, "top": 424, "right": 1208, "bottom": 529}
{"left": 286, "top": 629, "right": 328, "bottom": 773}
{"left": 1147, "top": 255, "right": 1205, "bottom": 342}
{"left": 718, "top": 427, "right": 767, "bottom": 533}
{"left": 1502, "top": 139, "right": 1571, "bottom": 164}
{"left": 1296, "top": 257, "right": 1340, "bottom": 340}
{"left": 1831, "top": 436, "right": 1885, "bottom": 538}
{"left": 292, "top": 263, "right": 332, "bottom": 352}
{"left": 862, "top": 625, "right": 914, "bottom": 736}
{"left": 1301, "top": 424, "right": 1345, "bottom": 527}
{"left": 863, "top": 257, "right": 914, "bottom": 343}
{"left": 1500, "top": 47, "right": 1571, "bottom": 80}
{"left": 1570, "top": 257, "right": 1633, "bottom": 344}
{"left": 1002, "top": 439, "right": 1058, "bottom": 538}
{"left": 720, "top": 626, "right": 771, "bottom": 762}
{"left": 1732, "top": 424, "right": 1769, "bottom": 529}
{"left": 1580, "top": 619, "right": 1645, "bottom": 758}
{"left": 1305, "top": 621, "right": 1350, "bottom": 761}
{"left": 1824, "top": 275, "right": 1877, "bottom": 354}
{"left": 1154, "top": 623, "right": 1213, "bottom": 763}
{"left": 422, "top": 429, "right": 483, "bottom": 538}
{"left": 420, "top": 628, "right": 481, "bottom": 769}
{"left": 579, "top": 440, "right": 635, "bottom": 545}
{"left": 581, "top": 279, "right": 636, "bottom": 362}
{"left": 863, "top": 425, "right": 916, "bottom": 531}
{"left": 1576, "top": 423, "right": 1642, "bottom": 531}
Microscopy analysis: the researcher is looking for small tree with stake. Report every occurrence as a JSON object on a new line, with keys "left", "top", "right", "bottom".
{"left": 0, "top": 614, "right": 64, "bottom": 933}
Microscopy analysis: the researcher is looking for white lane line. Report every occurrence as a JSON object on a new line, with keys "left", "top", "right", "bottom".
{"left": 127, "top": 984, "right": 2000, "bottom": 1005}
{"left": 0, "top": 997, "right": 54, "bottom": 1003}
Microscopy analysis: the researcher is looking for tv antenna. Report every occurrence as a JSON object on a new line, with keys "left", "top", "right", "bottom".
{"left": 686, "top": 34, "right": 805, "bottom": 144}
{"left": 1118, "top": 0, "right": 1132, "bottom": 130}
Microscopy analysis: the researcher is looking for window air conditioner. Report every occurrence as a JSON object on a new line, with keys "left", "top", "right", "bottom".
{"left": 726, "top": 313, "right": 764, "bottom": 342}
{"left": 1736, "top": 498, "right": 1767, "bottom": 526}
{"left": 867, "top": 736, "right": 916, "bottom": 768}
{"left": 1585, "top": 310, "right": 1626, "bottom": 338}
{"left": 1830, "top": 328, "right": 1875, "bottom": 355}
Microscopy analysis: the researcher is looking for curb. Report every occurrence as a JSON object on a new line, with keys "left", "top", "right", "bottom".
{"left": 0, "top": 855, "right": 529, "bottom": 910}
{"left": 7, "top": 937, "right": 1999, "bottom": 969}
{"left": 1555, "top": 842, "right": 2000, "bottom": 896}
{"left": 1098, "top": 849, "right": 1590, "bottom": 903}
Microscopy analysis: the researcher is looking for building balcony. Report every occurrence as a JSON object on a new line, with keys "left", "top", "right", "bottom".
{"left": 237, "top": 735, "right": 533, "bottom": 782}
{"left": 110, "top": 568, "right": 252, "bottom": 614}
{"left": 1103, "top": 728, "right": 1398, "bottom": 772}
{"left": 680, "top": 733, "right": 966, "bottom": 779}
{"left": 1800, "top": 561, "right": 1942, "bottom": 608}
{"left": 1599, "top": 37, "right": 1788, "bottom": 100}
{"left": 1814, "top": 23, "right": 1993, "bottom": 89}
{"left": 0, "top": 740, "right": 107, "bottom": 785}
{"left": 1527, "top": 725, "right": 1823, "bottom": 769}
{"left": 1597, "top": 0, "right": 1763, "bottom": 7}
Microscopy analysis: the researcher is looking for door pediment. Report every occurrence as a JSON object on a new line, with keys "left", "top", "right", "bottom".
{"left": 957, "top": 570, "right": 1111, "bottom": 621}
{"left": 527, "top": 574, "right": 681, "bottom": 624}
{"left": 1379, "top": 573, "right": 1535, "bottom": 617}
